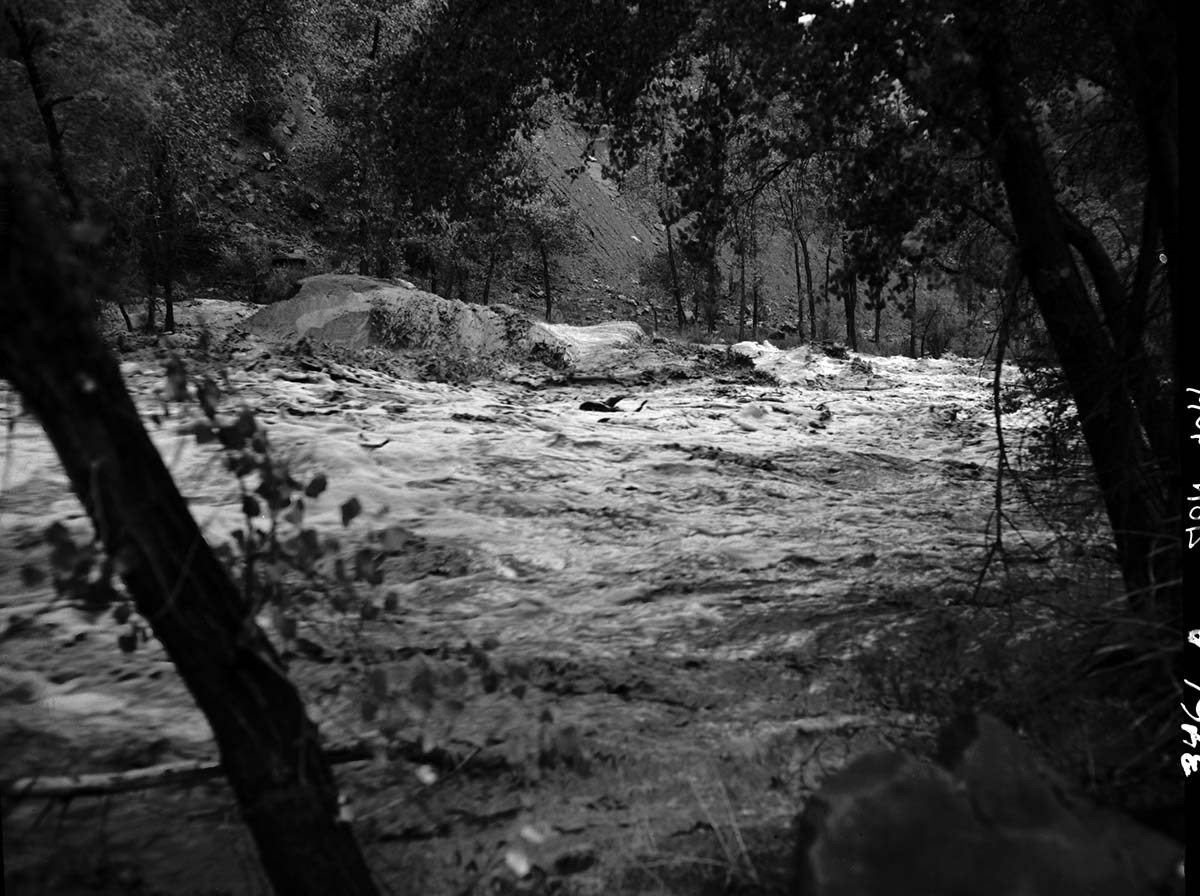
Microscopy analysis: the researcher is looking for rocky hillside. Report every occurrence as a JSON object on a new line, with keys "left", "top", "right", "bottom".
{"left": 525, "top": 116, "right": 664, "bottom": 323}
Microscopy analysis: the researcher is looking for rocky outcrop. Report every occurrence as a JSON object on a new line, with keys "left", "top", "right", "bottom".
{"left": 244, "top": 274, "right": 531, "bottom": 357}
{"left": 795, "top": 714, "right": 1183, "bottom": 896}
{"left": 243, "top": 274, "right": 646, "bottom": 373}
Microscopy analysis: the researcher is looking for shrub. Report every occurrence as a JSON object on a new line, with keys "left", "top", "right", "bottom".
{"left": 216, "top": 233, "right": 298, "bottom": 303}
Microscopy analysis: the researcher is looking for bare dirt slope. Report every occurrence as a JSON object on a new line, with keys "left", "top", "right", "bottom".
{"left": 529, "top": 117, "right": 662, "bottom": 293}
{"left": 1, "top": 301, "right": 1125, "bottom": 895}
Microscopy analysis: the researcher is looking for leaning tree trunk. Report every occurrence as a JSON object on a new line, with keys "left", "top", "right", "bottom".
{"left": 0, "top": 166, "right": 381, "bottom": 896}
{"left": 972, "top": 29, "right": 1179, "bottom": 620}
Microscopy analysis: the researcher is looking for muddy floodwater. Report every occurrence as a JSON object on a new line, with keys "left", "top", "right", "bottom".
{"left": 0, "top": 306, "right": 1117, "bottom": 895}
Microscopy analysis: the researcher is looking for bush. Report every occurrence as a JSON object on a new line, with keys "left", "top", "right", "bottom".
{"left": 216, "top": 232, "right": 299, "bottom": 303}
{"left": 853, "top": 590, "right": 1180, "bottom": 838}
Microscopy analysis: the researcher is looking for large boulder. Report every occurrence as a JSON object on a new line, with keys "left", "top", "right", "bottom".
{"left": 244, "top": 274, "right": 535, "bottom": 359}
{"left": 244, "top": 274, "right": 648, "bottom": 374}
{"left": 795, "top": 714, "right": 1183, "bottom": 896}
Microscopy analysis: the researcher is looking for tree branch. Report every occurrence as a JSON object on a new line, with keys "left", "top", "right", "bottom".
{"left": 45, "top": 94, "right": 76, "bottom": 111}
{"left": 959, "top": 198, "right": 1015, "bottom": 243}
{"left": 1058, "top": 204, "right": 1127, "bottom": 337}
{"left": 4, "top": 7, "right": 80, "bottom": 216}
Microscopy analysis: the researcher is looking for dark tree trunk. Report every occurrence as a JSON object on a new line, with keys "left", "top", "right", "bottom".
{"left": 116, "top": 297, "right": 134, "bottom": 332}
{"left": 870, "top": 285, "right": 883, "bottom": 344}
{"left": 0, "top": 167, "right": 380, "bottom": 896}
{"left": 145, "top": 275, "right": 158, "bottom": 333}
{"left": 665, "top": 221, "right": 686, "bottom": 327}
{"left": 5, "top": 7, "right": 80, "bottom": 218}
{"left": 842, "top": 270, "right": 858, "bottom": 353}
{"left": 780, "top": 186, "right": 811, "bottom": 341}
{"left": 539, "top": 242, "right": 552, "bottom": 321}
{"left": 920, "top": 309, "right": 939, "bottom": 358}
{"left": 144, "top": 245, "right": 158, "bottom": 333}
{"left": 356, "top": 216, "right": 371, "bottom": 277}
{"left": 1125, "top": 183, "right": 1157, "bottom": 362}
{"left": 800, "top": 235, "right": 817, "bottom": 342}
{"left": 481, "top": 244, "right": 498, "bottom": 305}
{"left": 747, "top": 198, "right": 760, "bottom": 341}
{"left": 971, "top": 26, "right": 1178, "bottom": 619}
{"left": 822, "top": 240, "right": 834, "bottom": 340}
{"left": 369, "top": 14, "right": 382, "bottom": 59}
{"left": 160, "top": 194, "right": 177, "bottom": 333}
{"left": 1060, "top": 209, "right": 1171, "bottom": 463}
{"left": 908, "top": 276, "right": 918, "bottom": 359}
{"left": 453, "top": 264, "right": 466, "bottom": 302}
{"left": 372, "top": 238, "right": 392, "bottom": 279}
{"left": 152, "top": 137, "right": 179, "bottom": 333}
{"left": 792, "top": 240, "right": 805, "bottom": 339}
{"left": 703, "top": 257, "right": 719, "bottom": 331}
{"left": 751, "top": 277, "right": 760, "bottom": 342}
{"left": 164, "top": 277, "right": 175, "bottom": 331}
{"left": 737, "top": 247, "right": 747, "bottom": 342}
{"left": 1099, "top": 0, "right": 1177, "bottom": 348}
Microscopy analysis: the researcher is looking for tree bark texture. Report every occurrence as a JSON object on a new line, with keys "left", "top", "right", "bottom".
{"left": 841, "top": 263, "right": 858, "bottom": 352}
{"left": 0, "top": 167, "right": 380, "bottom": 896}
{"left": 971, "top": 30, "right": 1179, "bottom": 619}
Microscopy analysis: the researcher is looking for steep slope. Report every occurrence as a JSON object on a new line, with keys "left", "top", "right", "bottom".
{"left": 528, "top": 117, "right": 663, "bottom": 295}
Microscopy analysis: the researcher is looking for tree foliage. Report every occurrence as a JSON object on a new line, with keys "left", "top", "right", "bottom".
{"left": 531, "top": 0, "right": 1179, "bottom": 616}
